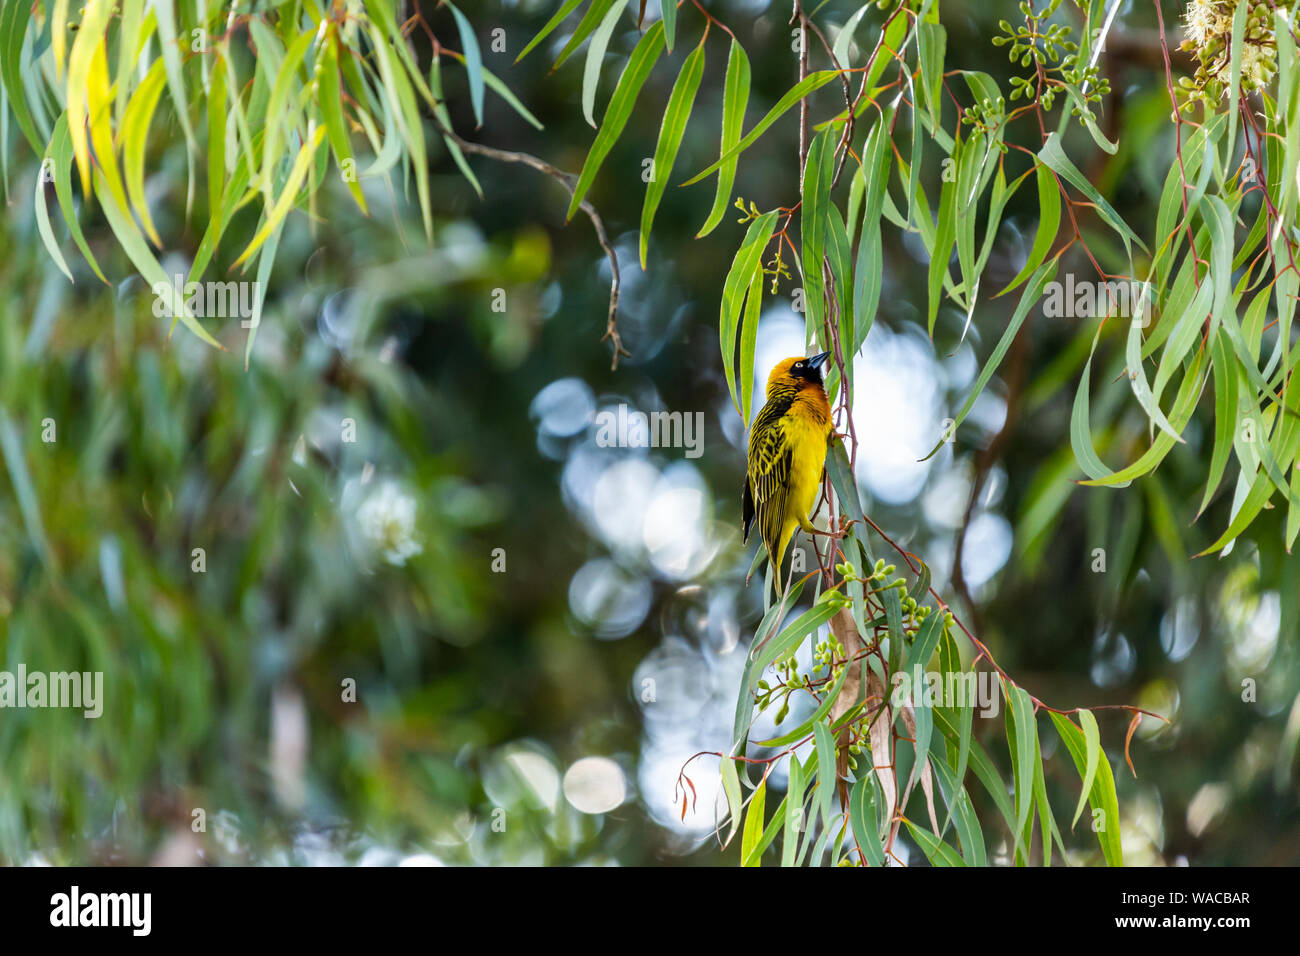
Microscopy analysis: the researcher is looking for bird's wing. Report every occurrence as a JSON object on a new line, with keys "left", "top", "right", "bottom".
{"left": 748, "top": 418, "right": 792, "bottom": 562}
{"left": 741, "top": 474, "right": 755, "bottom": 542}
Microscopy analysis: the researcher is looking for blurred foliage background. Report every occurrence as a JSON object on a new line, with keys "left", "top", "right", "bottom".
{"left": 0, "top": 0, "right": 1297, "bottom": 865}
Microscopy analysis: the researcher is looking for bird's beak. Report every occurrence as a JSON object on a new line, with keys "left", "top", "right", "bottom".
{"left": 808, "top": 351, "right": 831, "bottom": 370}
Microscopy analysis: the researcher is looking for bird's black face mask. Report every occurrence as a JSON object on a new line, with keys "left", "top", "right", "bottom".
{"left": 790, "top": 351, "right": 830, "bottom": 384}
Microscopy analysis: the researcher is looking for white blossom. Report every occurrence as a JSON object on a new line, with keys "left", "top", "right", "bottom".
{"left": 355, "top": 480, "right": 423, "bottom": 566}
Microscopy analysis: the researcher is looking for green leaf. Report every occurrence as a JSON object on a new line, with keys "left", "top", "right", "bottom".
{"left": 188, "top": 153, "right": 252, "bottom": 286}
{"left": 698, "top": 39, "right": 751, "bottom": 238}
{"left": 112, "top": 0, "right": 146, "bottom": 127}
{"left": 953, "top": 689, "right": 973, "bottom": 809}
{"left": 861, "top": 10, "right": 909, "bottom": 97}
{"left": 849, "top": 775, "right": 886, "bottom": 866}
{"left": 927, "top": 145, "right": 959, "bottom": 334}
{"left": 515, "top": 0, "right": 585, "bottom": 63}
{"left": 832, "top": 3, "right": 873, "bottom": 67}
{"left": 581, "top": 0, "right": 630, "bottom": 128}
{"left": 801, "top": 129, "right": 836, "bottom": 338}
{"left": 681, "top": 70, "right": 842, "bottom": 187}
{"left": 319, "top": 33, "right": 369, "bottom": 214}
{"left": 0, "top": 0, "right": 42, "bottom": 154}
{"left": 740, "top": 775, "right": 768, "bottom": 866}
{"left": 1196, "top": 329, "right": 1237, "bottom": 515}
{"left": 852, "top": 114, "right": 892, "bottom": 352}
{"left": 234, "top": 126, "right": 327, "bottom": 267}
{"left": 365, "top": 2, "right": 437, "bottom": 109}
{"left": 1073, "top": 708, "right": 1101, "bottom": 828}
{"left": 479, "top": 63, "right": 544, "bottom": 129}
{"left": 1125, "top": 300, "right": 1187, "bottom": 446}
{"left": 566, "top": 21, "right": 666, "bottom": 221}
{"left": 720, "top": 756, "right": 743, "bottom": 847}
{"left": 813, "top": 720, "right": 836, "bottom": 831}
{"left": 1079, "top": 346, "right": 1208, "bottom": 490}
{"left": 782, "top": 755, "right": 805, "bottom": 866}
{"left": 122, "top": 59, "right": 170, "bottom": 248}
{"left": 905, "top": 820, "right": 967, "bottom": 866}
{"left": 1039, "top": 132, "right": 1145, "bottom": 258}
{"left": 926, "top": 744, "right": 987, "bottom": 866}
{"left": 935, "top": 704, "right": 1018, "bottom": 840}
{"left": 751, "top": 791, "right": 793, "bottom": 862}
{"left": 739, "top": 268, "right": 763, "bottom": 428}
{"left": 826, "top": 206, "right": 854, "bottom": 355}
{"left": 207, "top": 54, "right": 229, "bottom": 217}
{"left": 826, "top": 436, "right": 865, "bottom": 522}
{"left": 371, "top": 25, "right": 434, "bottom": 237}
{"left": 1007, "top": 683, "right": 1037, "bottom": 860}
{"left": 720, "top": 210, "right": 779, "bottom": 417}
{"left": 447, "top": 2, "right": 485, "bottom": 127}
{"left": 749, "top": 591, "right": 842, "bottom": 681}
{"left": 734, "top": 579, "right": 805, "bottom": 750}
{"left": 33, "top": 161, "right": 73, "bottom": 282}
{"left": 917, "top": 21, "right": 946, "bottom": 128}
{"left": 1070, "top": 346, "right": 1118, "bottom": 482}
{"left": 999, "top": 163, "right": 1059, "bottom": 297}
{"left": 260, "top": 30, "right": 316, "bottom": 195}
{"left": 154, "top": 0, "right": 197, "bottom": 211}
{"left": 93, "top": 167, "right": 220, "bottom": 347}
{"left": 1225, "top": 0, "right": 1248, "bottom": 167}
{"left": 65, "top": 0, "right": 113, "bottom": 196}
{"left": 640, "top": 37, "right": 705, "bottom": 267}
{"left": 43, "top": 114, "right": 108, "bottom": 284}
{"left": 661, "top": 0, "right": 678, "bottom": 52}
{"left": 554, "top": 0, "right": 620, "bottom": 69}
{"left": 1033, "top": 737, "right": 1066, "bottom": 865}
{"left": 1049, "top": 712, "right": 1124, "bottom": 866}
{"left": 882, "top": 584, "right": 903, "bottom": 678}
{"left": 430, "top": 55, "right": 484, "bottom": 200}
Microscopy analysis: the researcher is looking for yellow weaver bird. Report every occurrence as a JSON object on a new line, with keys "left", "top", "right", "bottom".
{"left": 743, "top": 352, "right": 833, "bottom": 585}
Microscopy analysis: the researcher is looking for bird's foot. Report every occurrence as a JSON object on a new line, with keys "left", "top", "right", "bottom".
{"left": 804, "top": 521, "right": 855, "bottom": 539}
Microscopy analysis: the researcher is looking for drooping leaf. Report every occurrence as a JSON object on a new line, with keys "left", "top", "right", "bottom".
{"left": 697, "top": 39, "right": 750, "bottom": 238}
{"left": 581, "top": 0, "right": 631, "bottom": 129}
{"left": 640, "top": 37, "right": 704, "bottom": 267}
{"left": 567, "top": 21, "right": 666, "bottom": 221}
{"left": 515, "top": 0, "right": 586, "bottom": 63}
{"left": 447, "top": 2, "right": 485, "bottom": 127}
{"left": 1072, "top": 708, "right": 1101, "bottom": 828}
{"left": 720, "top": 210, "right": 778, "bottom": 417}
{"left": 0, "top": 0, "right": 43, "bottom": 154}
{"left": 233, "top": 126, "right": 327, "bottom": 267}
{"left": 1049, "top": 711, "right": 1124, "bottom": 866}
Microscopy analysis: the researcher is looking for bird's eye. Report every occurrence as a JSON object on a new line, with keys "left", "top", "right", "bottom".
{"left": 793, "top": 361, "right": 803, "bottom": 368}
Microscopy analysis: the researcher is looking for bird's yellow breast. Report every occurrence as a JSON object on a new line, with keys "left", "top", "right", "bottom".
{"left": 782, "top": 402, "right": 830, "bottom": 516}
{"left": 765, "top": 390, "right": 831, "bottom": 561}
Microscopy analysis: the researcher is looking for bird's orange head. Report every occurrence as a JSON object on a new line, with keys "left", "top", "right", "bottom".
{"left": 767, "top": 351, "right": 831, "bottom": 395}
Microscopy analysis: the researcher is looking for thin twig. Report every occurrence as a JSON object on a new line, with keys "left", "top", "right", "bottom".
{"left": 793, "top": 1, "right": 810, "bottom": 186}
